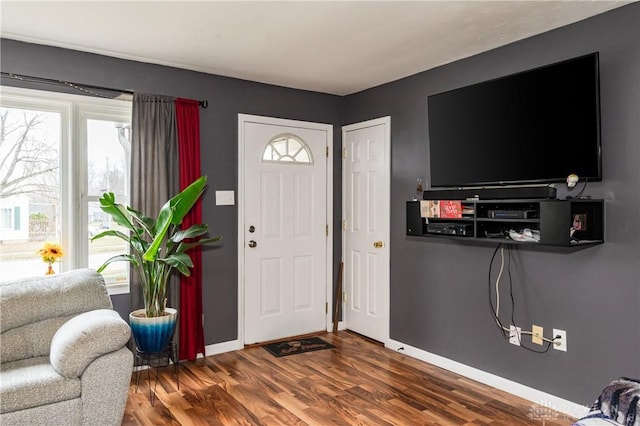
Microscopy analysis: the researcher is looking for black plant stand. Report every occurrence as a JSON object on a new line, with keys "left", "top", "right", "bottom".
{"left": 133, "top": 339, "right": 180, "bottom": 406}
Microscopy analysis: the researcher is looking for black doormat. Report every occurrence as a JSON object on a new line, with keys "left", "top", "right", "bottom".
{"left": 262, "top": 336, "right": 335, "bottom": 357}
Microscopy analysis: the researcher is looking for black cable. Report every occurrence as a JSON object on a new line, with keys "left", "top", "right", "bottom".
{"left": 488, "top": 243, "right": 499, "bottom": 326}
{"left": 519, "top": 339, "right": 556, "bottom": 354}
{"left": 574, "top": 178, "right": 588, "bottom": 198}
{"left": 505, "top": 245, "right": 559, "bottom": 354}
{"left": 567, "top": 177, "right": 588, "bottom": 199}
{"left": 488, "top": 244, "right": 561, "bottom": 353}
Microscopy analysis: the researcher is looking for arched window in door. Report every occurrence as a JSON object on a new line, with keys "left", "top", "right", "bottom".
{"left": 262, "top": 134, "right": 313, "bottom": 164}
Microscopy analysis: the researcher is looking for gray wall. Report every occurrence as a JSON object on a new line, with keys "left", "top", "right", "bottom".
{"left": 0, "top": 38, "right": 344, "bottom": 345}
{"left": 344, "top": 3, "right": 640, "bottom": 404}
{"left": 2, "top": 2, "right": 638, "bottom": 406}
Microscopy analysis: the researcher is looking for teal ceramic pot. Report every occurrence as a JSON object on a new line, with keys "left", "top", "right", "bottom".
{"left": 129, "top": 308, "right": 177, "bottom": 353}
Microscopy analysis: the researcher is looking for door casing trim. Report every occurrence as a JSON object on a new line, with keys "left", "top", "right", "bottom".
{"left": 237, "top": 113, "right": 333, "bottom": 345}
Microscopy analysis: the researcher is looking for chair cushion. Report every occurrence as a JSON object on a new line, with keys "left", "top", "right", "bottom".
{"left": 0, "top": 356, "right": 80, "bottom": 414}
{"left": 50, "top": 309, "right": 131, "bottom": 378}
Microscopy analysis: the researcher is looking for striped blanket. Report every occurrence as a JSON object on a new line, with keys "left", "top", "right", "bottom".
{"left": 574, "top": 378, "right": 640, "bottom": 426}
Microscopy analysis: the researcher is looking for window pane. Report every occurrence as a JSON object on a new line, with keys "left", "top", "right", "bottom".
{"left": 294, "top": 149, "right": 310, "bottom": 163}
{"left": 262, "top": 135, "right": 313, "bottom": 164}
{"left": 87, "top": 201, "right": 128, "bottom": 286}
{"left": 0, "top": 106, "right": 62, "bottom": 280}
{"left": 272, "top": 139, "right": 287, "bottom": 157}
{"left": 87, "top": 119, "right": 130, "bottom": 287}
{"left": 87, "top": 119, "right": 129, "bottom": 199}
{"left": 288, "top": 139, "right": 302, "bottom": 156}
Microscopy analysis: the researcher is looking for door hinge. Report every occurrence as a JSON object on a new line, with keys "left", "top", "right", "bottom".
{"left": 326, "top": 302, "right": 328, "bottom": 313}
{"left": 342, "top": 219, "right": 347, "bottom": 231}
{"left": 342, "top": 147, "right": 347, "bottom": 159}
{"left": 342, "top": 291, "right": 347, "bottom": 302}
{"left": 326, "top": 224, "right": 329, "bottom": 236}
{"left": 326, "top": 146, "right": 329, "bottom": 158}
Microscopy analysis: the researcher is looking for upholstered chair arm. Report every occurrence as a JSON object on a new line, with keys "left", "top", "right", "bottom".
{"left": 49, "top": 309, "right": 131, "bottom": 378}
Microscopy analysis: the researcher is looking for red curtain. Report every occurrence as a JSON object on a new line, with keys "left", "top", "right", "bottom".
{"left": 175, "top": 98, "right": 205, "bottom": 361}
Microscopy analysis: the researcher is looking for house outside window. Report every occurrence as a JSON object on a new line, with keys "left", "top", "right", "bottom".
{"left": 0, "top": 86, "right": 132, "bottom": 294}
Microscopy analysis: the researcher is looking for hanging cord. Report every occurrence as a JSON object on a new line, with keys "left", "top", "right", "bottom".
{"left": 488, "top": 244, "right": 508, "bottom": 338}
{"left": 1, "top": 72, "right": 208, "bottom": 108}
{"left": 488, "top": 244, "right": 558, "bottom": 353}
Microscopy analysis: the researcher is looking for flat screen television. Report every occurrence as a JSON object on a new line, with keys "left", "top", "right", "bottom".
{"left": 427, "top": 52, "right": 601, "bottom": 188}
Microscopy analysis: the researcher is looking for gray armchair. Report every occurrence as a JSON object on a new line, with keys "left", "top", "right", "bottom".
{"left": 0, "top": 269, "right": 133, "bottom": 425}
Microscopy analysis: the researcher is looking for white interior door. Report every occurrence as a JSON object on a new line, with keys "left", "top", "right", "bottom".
{"left": 240, "top": 114, "right": 332, "bottom": 344}
{"left": 342, "top": 117, "right": 390, "bottom": 343}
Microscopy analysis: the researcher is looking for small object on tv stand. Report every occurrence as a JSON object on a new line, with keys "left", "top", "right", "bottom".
{"left": 485, "top": 231, "right": 507, "bottom": 238}
{"left": 426, "top": 223, "right": 473, "bottom": 236}
{"left": 487, "top": 210, "right": 538, "bottom": 219}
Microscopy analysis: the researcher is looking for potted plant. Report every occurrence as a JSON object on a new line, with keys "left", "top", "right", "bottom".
{"left": 91, "top": 175, "right": 221, "bottom": 353}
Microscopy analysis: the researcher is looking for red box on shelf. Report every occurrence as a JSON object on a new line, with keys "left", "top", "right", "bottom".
{"left": 440, "top": 200, "right": 463, "bottom": 218}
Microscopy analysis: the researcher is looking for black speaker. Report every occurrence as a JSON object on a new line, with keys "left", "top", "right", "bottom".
{"left": 406, "top": 201, "right": 425, "bottom": 235}
{"left": 423, "top": 186, "right": 556, "bottom": 200}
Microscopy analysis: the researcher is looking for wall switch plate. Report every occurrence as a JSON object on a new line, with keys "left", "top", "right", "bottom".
{"left": 509, "top": 325, "right": 521, "bottom": 346}
{"left": 532, "top": 325, "right": 544, "bottom": 345}
{"left": 215, "top": 190, "right": 235, "bottom": 206}
{"left": 553, "top": 328, "right": 567, "bottom": 352}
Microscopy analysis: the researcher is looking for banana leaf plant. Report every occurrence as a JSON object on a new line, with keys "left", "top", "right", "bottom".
{"left": 91, "top": 176, "right": 221, "bottom": 318}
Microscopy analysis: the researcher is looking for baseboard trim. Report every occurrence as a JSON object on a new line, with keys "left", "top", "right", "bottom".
{"left": 386, "top": 338, "right": 589, "bottom": 420}
{"left": 202, "top": 339, "right": 243, "bottom": 357}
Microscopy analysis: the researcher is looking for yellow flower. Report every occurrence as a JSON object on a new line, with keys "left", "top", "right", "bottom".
{"left": 38, "top": 242, "right": 64, "bottom": 264}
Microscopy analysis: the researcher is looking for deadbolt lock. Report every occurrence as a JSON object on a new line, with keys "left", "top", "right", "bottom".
{"left": 373, "top": 241, "right": 384, "bottom": 248}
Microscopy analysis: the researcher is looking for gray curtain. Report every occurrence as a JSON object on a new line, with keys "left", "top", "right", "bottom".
{"left": 130, "top": 94, "right": 180, "bottom": 317}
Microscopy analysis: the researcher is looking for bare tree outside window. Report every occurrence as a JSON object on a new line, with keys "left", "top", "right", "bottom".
{"left": 0, "top": 106, "right": 61, "bottom": 278}
{"left": 0, "top": 108, "right": 60, "bottom": 202}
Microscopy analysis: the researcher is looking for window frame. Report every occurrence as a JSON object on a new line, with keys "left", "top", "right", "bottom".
{"left": 262, "top": 133, "right": 314, "bottom": 164}
{"left": 0, "top": 86, "right": 132, "bottom": 294}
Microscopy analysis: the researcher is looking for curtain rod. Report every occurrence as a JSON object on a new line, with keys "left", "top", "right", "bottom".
{"left": 0, "top": 72, "right": 208, "bottom": 108}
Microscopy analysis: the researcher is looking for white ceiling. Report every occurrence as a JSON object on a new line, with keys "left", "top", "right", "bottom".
{"left": 0, "top": 1, "right": 631, "bottom": 95}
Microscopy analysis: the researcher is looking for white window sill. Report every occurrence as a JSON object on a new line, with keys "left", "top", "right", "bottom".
{"left": 107, "top": 282, "right": 130, "bottom": 296}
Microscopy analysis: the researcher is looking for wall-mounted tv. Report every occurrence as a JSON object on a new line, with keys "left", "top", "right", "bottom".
{"left": 427, "top": 52, "right": 601, "bottom": 188}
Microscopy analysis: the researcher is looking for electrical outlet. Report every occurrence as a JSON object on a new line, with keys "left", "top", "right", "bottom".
{"left": 509, "top": 325, "right": 521, "bottom": 346}
{"left": 532, "top": 325, "right": 544, "bottom": 345}
{"left": 553, "top": 328, "right": 567, "bottom": 352}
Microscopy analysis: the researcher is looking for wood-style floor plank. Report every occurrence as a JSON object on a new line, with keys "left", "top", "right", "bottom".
{"left": 123, "top": 331, "right": 574, "bottom": 425}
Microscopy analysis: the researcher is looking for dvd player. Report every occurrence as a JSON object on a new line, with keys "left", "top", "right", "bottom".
{"left": 426, "top": 223, "right": 473, "bottom": 236}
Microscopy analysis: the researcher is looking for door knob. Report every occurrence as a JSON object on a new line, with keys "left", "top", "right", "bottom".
{"left": 248, "top": 240, "right": 257, "bottom": 248}
{"left": 373, "top": 241, "right": 384, "bottom": 248}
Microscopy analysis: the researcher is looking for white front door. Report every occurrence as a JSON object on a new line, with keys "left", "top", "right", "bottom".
{"left": 239, "top": 114, "right": 332, "bottom": 344}
{"left": 342, "top": 117, "right": 390, "bottom": 343}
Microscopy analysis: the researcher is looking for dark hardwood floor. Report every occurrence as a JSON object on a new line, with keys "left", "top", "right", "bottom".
{"left": 123, "top": 331, "right": 574, "bottom": 425}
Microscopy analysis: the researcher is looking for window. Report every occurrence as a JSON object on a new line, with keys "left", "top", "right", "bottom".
{"left": 1, "top": 208, "right": 14, "bottom": 230}
{"left": 263, "top": 134, "right": 313, "bottom": 164}
{"left": 0, "top": 86, "right": 132, "bottom": 294}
